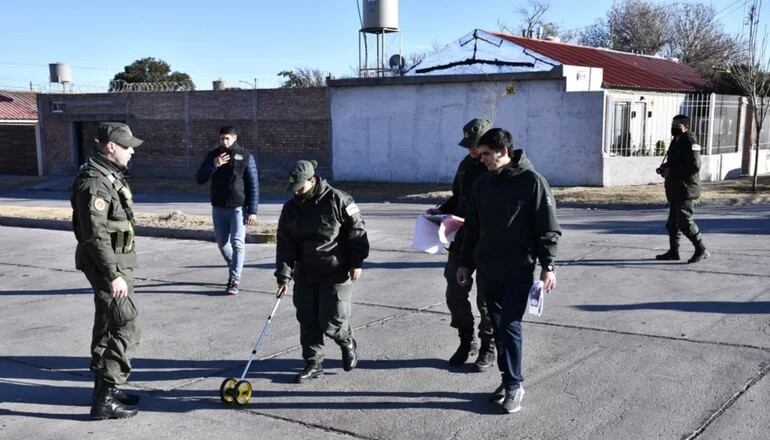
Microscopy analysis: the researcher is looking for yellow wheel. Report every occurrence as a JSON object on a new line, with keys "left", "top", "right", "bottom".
{"left": 220, "top": 378, "right": 237, "bottom": 403}
{"left": 234, "top": 380, "right": 252, "bottom": 406}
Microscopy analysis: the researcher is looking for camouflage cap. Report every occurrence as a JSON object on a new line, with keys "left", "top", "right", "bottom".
{"left": 458, "top": 118, "right": 492, "bottom": 148}
{"left": 95, "top": 122, "right": 143, "bottom": 149}
{"left": 286, "top": 160, "right": 317, "bottom": 193}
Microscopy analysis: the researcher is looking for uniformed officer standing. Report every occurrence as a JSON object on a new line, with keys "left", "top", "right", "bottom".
{"left": 275, "top": 160, "right": 370, "bottom": 383}
{"left": 655, "top": 115, "right": 710, "bottom": 263}
{"left": 457, "top": 128, "right": 561, "bottom": 414}
{"left": 426, "top": 118, "right": 495, "bottom": 370}
{"left": 71, "top": 122, "right": 143, "bottom": 420}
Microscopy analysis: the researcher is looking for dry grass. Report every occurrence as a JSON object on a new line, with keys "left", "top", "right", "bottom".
{"left": 0, "top": 205, "right": 276, "bottom": 234}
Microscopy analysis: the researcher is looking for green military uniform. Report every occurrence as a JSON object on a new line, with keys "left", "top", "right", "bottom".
{"left": 275, "top": 164, "right": 369, "bottom": 370}
{"left": 659, "top": 130, "right": 708, "bottom": 261}
{"left": 71, "top": 153, "right": 140, "bottom": 385}
{"left": 438, "top": 117, "right": 495, "bottom": 368}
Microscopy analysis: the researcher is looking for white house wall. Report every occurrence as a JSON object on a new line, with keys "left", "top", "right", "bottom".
{"left": 330, "top": 79, "right": 605, "bottom": 185}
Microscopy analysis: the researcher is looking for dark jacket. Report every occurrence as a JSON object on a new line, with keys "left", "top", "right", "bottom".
{"left": 460, "top": 150, "right": 561, "bottom": 281}
{"left": 661, "top": 131, "right": 701, "bottom": 201}
{"left": 71, "top": 154, "right": 137, "bottom": 279}
{"left": 438, "top": 154, "right": 487, "bottom": 253}
{"left": 196, "top": 143, "right": 259, "bottom": 214}
{"left": 275, "top": 178, "right": 369, "bottom": 283}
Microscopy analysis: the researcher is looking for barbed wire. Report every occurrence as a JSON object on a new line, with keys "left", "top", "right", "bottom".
{"left": 109, "top": 79, "right": 195, "bottom": 93}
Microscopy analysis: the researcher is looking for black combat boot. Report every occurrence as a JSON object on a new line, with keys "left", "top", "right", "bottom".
{"left": 473, "top": 339, "right": 496, "bottom": 372}
{"left": 340, "top": 338, "right": 358, "bottom": 372}
{"left": 294, "top": 362, "right": 323, "bottom": 383}
{"left": 656, "top": 235, "right": 680, "bottom": 261}
{"left": 449, "top": 330, "right": 478, "bottom": 366}
{"left": 688, "top": 241, "right": 710, "bottom": 264}
{"left": 93, "top": 377, "right": 140, "bottom": 406}
{"left": 90, "top": 380, "right": 138, "bottom": 420}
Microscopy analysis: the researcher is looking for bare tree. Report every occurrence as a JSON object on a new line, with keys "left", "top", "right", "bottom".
{"left": 664, "top": 3, "right": 739, "bottom": 75}
{"left": 728, "top": 0, "right": 770, "bottom": 192}
{"left": 610, "top": 0, "right": 670, "bottom": 54}
{"left": 499, "top": 0, "right": 550, "bottom": 37}
{"left": 577, "top": 0, "right": 669, "bottom": 54}
{"left": 520, "top": 0, "right": 550, "bottom": 37}
{"left": 578, "top": 19, "right": 611, "bottom": 48}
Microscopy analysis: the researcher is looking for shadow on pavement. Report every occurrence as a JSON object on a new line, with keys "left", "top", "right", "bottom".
{"left": 562, "top": 216, "right": 770, "bottom": 235}
{"left": 574, "top": 301, "right": 770, "bottom": 314}
{"left": 562, "top": 259, "right": 687, "bottom": 267}
{"left": 1, "top": 356, "right": 499, "bottom": 419}
{"left": 0, "top": 282, "right": 228, "bottom": 297}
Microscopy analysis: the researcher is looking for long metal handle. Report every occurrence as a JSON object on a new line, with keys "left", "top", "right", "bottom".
{"left": 239, "top": 296, "right": 283, "bottom": 380}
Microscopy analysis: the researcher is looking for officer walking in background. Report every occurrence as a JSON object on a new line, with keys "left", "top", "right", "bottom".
{"left": 71, "top": 122, "right": 143, "bottom": 420}
{"left": 457, "top": 128, "right": 561, "bottom": 414}
{"left": 426, "top": 118, "right": 495, "bottom": 371}
{"left": 196, "top": 126, "right": 259, "bottom": 295}
{"left": 655, "top": 114, "right": 710, "bottom": 263}
{"left": 275, "top": 160, "right": 370, "bottom": 383}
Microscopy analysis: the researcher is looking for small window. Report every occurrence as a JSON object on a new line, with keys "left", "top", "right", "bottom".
{"left": 51, "top": 102, "right": 64, "bottom": 113}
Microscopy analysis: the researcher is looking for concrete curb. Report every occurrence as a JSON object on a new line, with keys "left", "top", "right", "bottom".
{"left": 0, "top": 216, "right": 276, "bottom": 244}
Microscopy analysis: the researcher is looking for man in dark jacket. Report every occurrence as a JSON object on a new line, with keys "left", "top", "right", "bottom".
{"left": 275, "top": 160, "right": 370, "bottom": 383}
{"left": 656, "top": 115, "right": 709, "bottom": 263}
{"left": 457, "top": 128, "right": 561, "bottom": 414}
{"left": 196, "top": 126, "right": 259, "bottom": 295}
{"left": 426, "top": 118, "right": 495, "bottom": 370}
{"left": 71, "top": 122, "right": 143, "bottom": 420}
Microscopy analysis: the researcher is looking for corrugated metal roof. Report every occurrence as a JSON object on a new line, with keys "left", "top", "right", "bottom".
{"left": 494, "top": 32, "right": 712, "bottom": 92}
{"left": 0, "top": 91, "right": 38, "bottom": 121}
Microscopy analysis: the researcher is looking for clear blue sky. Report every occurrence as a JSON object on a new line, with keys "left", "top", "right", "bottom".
{"left": 0, "top": 0, "right": 760, "bottom": 91}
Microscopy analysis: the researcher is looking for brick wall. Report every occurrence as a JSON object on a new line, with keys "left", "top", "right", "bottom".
{"left": 0, "top": 124, "right": 37, "bottom": 175}
{"left": 36, "top": 88, "right": 330, "bottom": 180}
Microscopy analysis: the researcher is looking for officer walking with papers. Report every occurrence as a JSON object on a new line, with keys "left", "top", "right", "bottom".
{"left": 456, "top": 128, "right": 561, "bottom": 414}
{"left": 425, "top": 118, "right": 496, "bottom": 371}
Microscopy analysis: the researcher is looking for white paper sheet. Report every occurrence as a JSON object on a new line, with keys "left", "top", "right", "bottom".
{"left": 411, "top": 214, "right": 465, "bottom": 254}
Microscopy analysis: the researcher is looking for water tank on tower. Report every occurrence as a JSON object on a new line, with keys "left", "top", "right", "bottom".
{"left": 361, "top": 0, "right": 399, "bottom": 33}
{"left": 49, "top": 63, "right": 72, "bottom": 84}
{"left": 358, "top": 0, "right": 402, "bottom": 78}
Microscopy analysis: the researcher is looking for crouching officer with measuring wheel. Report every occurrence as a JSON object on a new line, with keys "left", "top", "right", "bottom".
{"left": 70, "top": 122, "right": 143, "bottom": 420}
{"left": 275, "top": 160, "right": 370, "bottom": 383}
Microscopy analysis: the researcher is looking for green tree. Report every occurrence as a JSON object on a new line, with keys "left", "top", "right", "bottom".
{"left": 111, "top": 57, "right": 194, "bottom": 90}
{"left": 277, "top": 68, "right": 329, "bottom": 88}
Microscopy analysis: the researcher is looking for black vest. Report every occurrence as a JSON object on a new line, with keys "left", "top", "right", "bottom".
{"left": 210, "top": 143, "right": 249, "bottom": 208}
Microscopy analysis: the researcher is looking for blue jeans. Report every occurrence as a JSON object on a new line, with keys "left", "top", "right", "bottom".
{"left": 477, "top": 274, "right": 532, "bottom": 392}
{"left": 212, "top": 206, "right": 246, "bottom": 281}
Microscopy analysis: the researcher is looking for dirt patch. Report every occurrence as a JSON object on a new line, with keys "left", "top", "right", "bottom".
{"left": 0, "top": 206, "right": 276, "bottom": 235}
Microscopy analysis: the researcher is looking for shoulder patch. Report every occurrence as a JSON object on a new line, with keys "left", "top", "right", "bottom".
{"left": 345, "top": 203, "right": 360, "bottom": 217}
{"left": 234, "top": 153, "right": 244, "bottom": 161}
{"left": 92, "top": 197, "right": 107, "bottom": 212}
{"left": 692, "top": 144, "right": 701, "bottom": 151}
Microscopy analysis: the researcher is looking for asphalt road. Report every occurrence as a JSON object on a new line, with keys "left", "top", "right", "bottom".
{"left": 1, "top": 193, "right": 769, "bottom": 439}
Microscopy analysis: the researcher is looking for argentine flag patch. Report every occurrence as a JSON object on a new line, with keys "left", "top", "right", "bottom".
{"left": 346, "top": 203, "right": 360, "bottom": 216}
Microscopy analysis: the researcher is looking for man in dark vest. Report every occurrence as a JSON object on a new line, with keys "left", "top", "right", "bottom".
{"left": 71, "top": 122, "right": 143, "bottom": 420}
{"left": 655, "top": 115, "right": 710, "bottom": 263}
{"left": 196, "top": 126, "right": 259, "bottom": 294}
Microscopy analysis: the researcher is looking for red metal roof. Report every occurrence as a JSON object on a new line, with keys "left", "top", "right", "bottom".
{"left": 494, "top": 32, "right": 712, "bottom": 92}
{"left": 0, "top": 91, "right": 38, "bottom": 121}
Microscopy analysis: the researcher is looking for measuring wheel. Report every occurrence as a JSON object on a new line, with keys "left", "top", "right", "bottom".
{"left": 234, "top": 380, "right": 253, "bottom": 406}
{"left": 219, "top": 377, "right": 237, "bottom": 403}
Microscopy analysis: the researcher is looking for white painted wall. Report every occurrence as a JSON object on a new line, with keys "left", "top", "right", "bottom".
{"left": 603, "top": 156, "right": 664, "bottom": 186}
{"left": 701, "top": 152, "right": 743, "bottom": 181}
{"left": 330, "top": 78, "right": 605, "bottom": 185}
